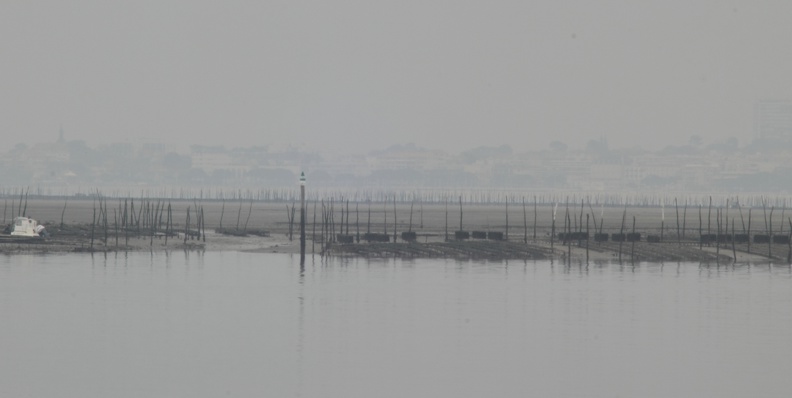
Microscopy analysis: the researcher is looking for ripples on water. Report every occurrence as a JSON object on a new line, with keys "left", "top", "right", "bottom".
{"left": 1, "top": 252, "right": 790, "bottom": 398}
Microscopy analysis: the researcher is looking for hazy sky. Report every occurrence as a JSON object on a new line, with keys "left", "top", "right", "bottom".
{"left": 2, "top": 1, "right": 791, "bottom": 154}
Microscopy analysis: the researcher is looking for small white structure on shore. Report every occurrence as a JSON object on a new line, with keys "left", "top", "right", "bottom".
{"left": 10, "top": 217, "right": 40, "bottom": 237}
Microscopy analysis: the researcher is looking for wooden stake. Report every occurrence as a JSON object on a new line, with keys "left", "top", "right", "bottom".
{"left": 631, "top": 216, "right": 636, "bottom": 263}
{"left": 125, "top": 200, "right": 130, "bottom": 247}
{"left": 312, "top": 201, "right": 317, "bottom": 252}
{"left": 286, "top": 204, "right": 293, "bottom": 241}
{"left": 149, "top": 201, "right": 155, "bottom": 247}
{"left": 675, "top": 198, "right": 680, "bottom": 246}
{"left": 114, "top": 209, "right": 119, "bottom": 249}
{"left": 698, "top": 205, "right": 703, "bottom": 249}
{"left": 762, "top": 198, "right": 768, "bottom": 237}
{"left": 21, "top": 187, "right": 28, "bottom": 217}
{"left": 562, "top": 203, "right": 568, "bottom": 247}
{"left": 682, "top": 200, "right": 687, "bottom": 239}
{"left": 233, "top": 199, "right": 242, "bottom": 230}
{"left": 90, "top": 206, "right": 96, "bottom": 250}
{"left": 243, "top": 200, "right": 253, "bottom": 232}
{"left": 444, "top": 198, "right": 448, "bottom": 241}
{"left": 61, "top": 198, "right": 68, "bottom": 229}
{"left": 219, "top": 199, "right": 225, "bottom": 229}
{"left": 564, "top": 204, "right": 572, "bottom": 264}
{"left": 551, "top": 203, "right": 557, "bottom": 252}
{"left": 320, "top": 200, "right": 326, "bottom": 252}
{"left": 522, "top": 197, "right": 527, "bottom": 244}
{"left": 505, "top": 196, "right": 509, "bottom": 240}
{"left": 136, "top": 199, "right": 143, "bottom": 234}
{"left": 393, "top": 195, "right": 397, "bottom": 243}
{"left": 184, "top": 206, "right": 190, "bottom": 244}
{"left": 420, "top": 200, "right": 424, "bottom": 229}
{"left": 732, "top": 219, "right": 737, "bottom": 262}
{"left": 408, "top": 200, "right": 414, "bottom": 233}
{"left": 748, "top": 208, "right": 752, "bottom": 253}
{"left": 533, "top": 196, "right": 537, "bottom": 241}
{"left": 331, "top": 198, "right": 336, "bottom": 244}
{"left": 586, "top": 213, "right": 590, "bottom": 263}
{"left": 716, "top": 209, "right": 721, "bottom": 258}
{"left": 103, "top": 198, "right": 109, "bottom": 246}
{"left": 165, "top": 203, "right": 171, "bottom": 247}
{"left": 291, "top": 203, "right": 297, "bottom": 241}
{"left": 618, "top": 207, "right": 627, "bottom": 263}
{"left": 458, "top": 196, "right": 463, "bottom": 232}
{"left": 201, "top": 207, "right": 206, "bottom": 243}
{"left": 707, "top": 196, "right": 712, "bottom": 236}
{"left": 769, "top": 206, "right": 774, "bottom": 259}
{"left": 587, "top": 199, "right": 598, "bottom": 237}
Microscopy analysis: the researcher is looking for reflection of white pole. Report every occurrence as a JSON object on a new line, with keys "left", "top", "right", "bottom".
{"left": 300, "top": 172, "right": 306, "bottom": 264}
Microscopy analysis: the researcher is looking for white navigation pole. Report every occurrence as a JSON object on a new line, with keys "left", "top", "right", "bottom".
{"left": 300, "top": 172, "right": 306, "bottom": 265}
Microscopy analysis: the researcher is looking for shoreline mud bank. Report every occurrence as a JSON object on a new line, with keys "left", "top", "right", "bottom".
{"left": 1, "top": 225, "right": 780, "bottom": 264}
{"left": 0, "top": 197, "right": 787, "bottom": 263}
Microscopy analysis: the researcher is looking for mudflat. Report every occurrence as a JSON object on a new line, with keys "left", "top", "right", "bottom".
{"left": 0, "top": 197, "right": 783, "bottom": 262}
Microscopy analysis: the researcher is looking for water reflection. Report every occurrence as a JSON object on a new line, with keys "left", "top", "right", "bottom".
{"left": 0, "top": 253, "right": 791, "bottom": 397}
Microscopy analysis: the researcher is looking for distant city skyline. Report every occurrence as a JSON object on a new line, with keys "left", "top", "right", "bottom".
{"left": 4, "top": 124, "right": 792, "bottom": 194}
{"left": 0, "top": 114, "right": 774, "bottom": 157}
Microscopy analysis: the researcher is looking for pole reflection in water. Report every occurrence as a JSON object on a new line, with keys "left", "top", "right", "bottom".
{"left": 0, "top": 253, "right": 790, "bottom": 397}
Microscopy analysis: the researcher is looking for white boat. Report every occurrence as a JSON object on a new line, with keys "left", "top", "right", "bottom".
{"left": 10, "top": 216, "right": 41, "bottom": 237}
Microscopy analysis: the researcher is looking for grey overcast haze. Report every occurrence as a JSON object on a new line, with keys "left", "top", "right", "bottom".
{"left": 2, "top": 1, "right": 791, "bottom": 154}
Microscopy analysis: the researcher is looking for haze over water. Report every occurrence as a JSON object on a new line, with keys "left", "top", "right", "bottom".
{"left": 1, "top": 252, "right": 791, "bottom": 397}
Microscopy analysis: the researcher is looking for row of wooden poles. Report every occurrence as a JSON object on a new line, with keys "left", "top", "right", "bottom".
{"left": 2, "top": 187, "right": 32, "bottom": 223}
{"left": 287, "top": 194, "right": 792, "bottom": 263}
{"left": 535, "top": 196, "right": 792, "bottom": 263}
{"left": 284, "top": 196, "right": 581, "bottom": 256}
{"left": 6, "top": 185, "right": 792, "bottom": 209}
{"left": 285, "top": 197, "right": 427, "bottom": 255}
{"left": 79, "top": 196, "right": 266, "bottom": 250}
{"left": 6, "top": 188, "right": 792, "bottom": 261}
{"left": 84, "top": 196, "right": 206, "bottom": 251}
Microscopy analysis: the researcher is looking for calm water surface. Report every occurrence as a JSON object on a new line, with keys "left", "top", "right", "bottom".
{"left": 1, "top": 252, "right": 791, "bottom": 397}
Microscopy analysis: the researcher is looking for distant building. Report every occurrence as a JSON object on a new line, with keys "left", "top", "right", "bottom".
{"left": 755, "top": 100, "right": 792, "bottom": 141}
